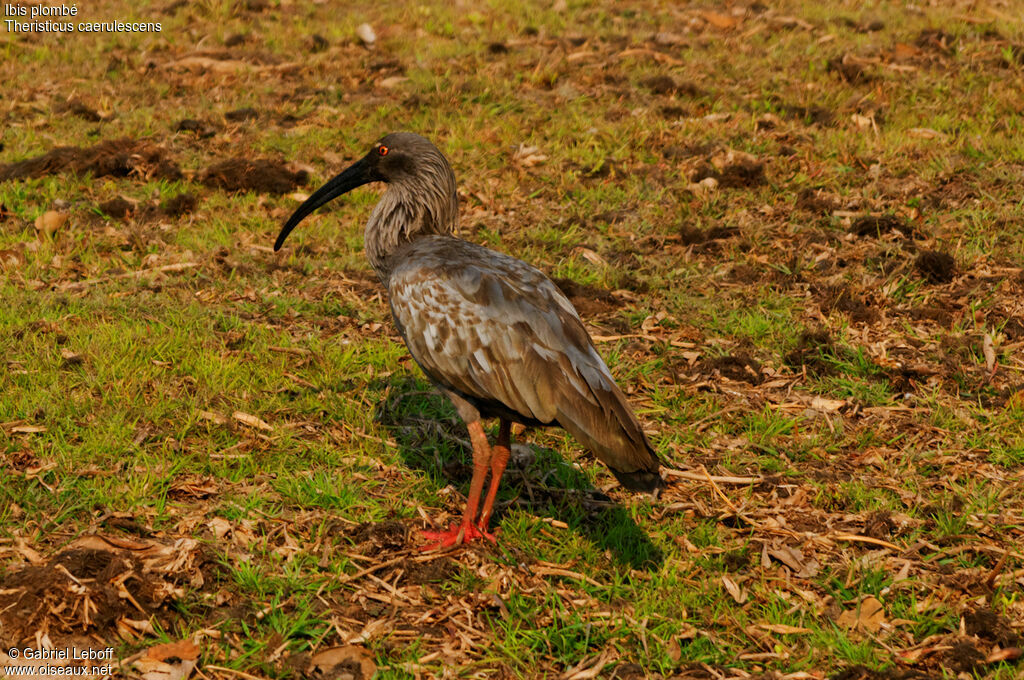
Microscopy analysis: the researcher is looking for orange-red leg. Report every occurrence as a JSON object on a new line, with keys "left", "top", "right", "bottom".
{"left": 477, "top": 419, "right": 511, "bottom": 531}
{"left": 422, "top": 420, "right": 497, "bottom": 549}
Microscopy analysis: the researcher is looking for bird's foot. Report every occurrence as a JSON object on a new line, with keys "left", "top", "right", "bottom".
{"left": 421, "top": 522, "right": 497, "bottom": 551}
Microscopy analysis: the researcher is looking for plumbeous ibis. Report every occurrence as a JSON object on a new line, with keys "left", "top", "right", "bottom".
{"left": 274, "top": 132, "right": 663, "bottom": 548}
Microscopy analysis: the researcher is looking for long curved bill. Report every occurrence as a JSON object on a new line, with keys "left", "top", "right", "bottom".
{"left": 274, "top": 155, "right": 376, "bottom": 251}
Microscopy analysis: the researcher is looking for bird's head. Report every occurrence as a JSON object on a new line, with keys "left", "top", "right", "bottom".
{"left": 274, "top": 132, "right": 456, "bottom": 252}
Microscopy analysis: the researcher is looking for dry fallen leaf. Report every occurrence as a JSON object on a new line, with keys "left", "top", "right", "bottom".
{"left": 756, "top": 623, "right": 812, "bottom": 635}
{"left": 233, "top": 411, "right": 272, "bottom": 431}
{"left": 308, "top": 645, "right": 377, "bottom": 679}
{"left": 198, "top": 410, "right": 228, "bottom": 425}
{"left": 35, "top": 210, "right": 68, "bottom": 238}
{"left": 837, "top": 595, "right": 886, "bottom": 633}
{"left": 722, "top": 575, "right": 748, "bottom": 604}
{"left": 146, "top": 639, "right": 199, "bottom": 663}
{"left": 810, "top": 396, "right": 845, "bottom": 412}
{"left": 701, "top": 11, "right": 738, "bottom": 29}
{"left": 983, "top": 333, "right": 996, "bottom": 372}
{"left": 11, "top": 424, "right": 47, "bottom": 434}
{"left": 513, "top": 144, "right": 548, "bottom": 167}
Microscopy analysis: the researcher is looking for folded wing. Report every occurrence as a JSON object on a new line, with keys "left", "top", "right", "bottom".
{"left": 388, "top": 236, "right": 661, "bottom": 490}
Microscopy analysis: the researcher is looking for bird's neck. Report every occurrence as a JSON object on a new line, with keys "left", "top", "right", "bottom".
{"left": 365, "top": 174, "right": 458, "bottom": 284}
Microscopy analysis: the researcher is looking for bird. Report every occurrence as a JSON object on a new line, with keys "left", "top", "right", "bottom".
{"left": 274, "top": 132, "right": 663, "bottom": 549}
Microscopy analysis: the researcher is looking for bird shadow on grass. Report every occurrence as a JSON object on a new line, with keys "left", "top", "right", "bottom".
{"left": 372, "top": 375, "right": 664, "bottom": 572}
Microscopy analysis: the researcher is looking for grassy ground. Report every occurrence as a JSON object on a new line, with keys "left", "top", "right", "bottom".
{"left": 2, "top": 0, "right": 1024, "bottom": 678}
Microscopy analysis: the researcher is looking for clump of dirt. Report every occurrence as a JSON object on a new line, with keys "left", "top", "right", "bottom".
{"left": 348, "top": 520, "right": 407, "bottom": 556}
{"left": 916, "top": 29, "right": 956, "bottom": 54}
{"left": 53, "top": 97, "right": 106, "bottom": 122}
{"left": 642, "top": 75, "right": 700, "bottom": 96}
{"left": 98, "top": 197, "right": 135, "bottom": 219}
{"left": 581, "top": 158, "right": 624, "bottom": 180}
{"left": 399, "top": 557, "right": 457, "bottom": 585}
{"left": 175, "top": 118, "right": 217, "bottom": 138}
{"left": 715, "top": 157, "right": 766, "bottom": 188}
{"left": 796, "top": 188, "right": 837, "bottom": 214}
{"left": 0, "top": 138, "right": 182, "bottom": 182}
{"left": 830, "top": 666, "right": 931, "bottom": 680}
{"left": 225, "top": 107, "right": 259, "bottom": 122}
{"left": 849, "top": 215, "right": 916, "bottom": 238}
{"left": 814, "top": 283, "right": 879, "bottom": 323}
{"left": 701, "top": 352, "right": 762, "bottom": 384}
{"left": 163, "top": 192, "right": 198, "bottom": 216}
{"left": 778, "top": 103, "right": 835, "bottom": 126}
{"left": 552, "top": 277, "right": 622, "bottom": 316}
{"left": 963, "top": 607, "right": 1021, "bottom": 647}
{"left": 785, "top": 328, "right": 843, "bottom": 376}
{"left": 827, "top": 55, "right": 875, "bottom": 84}
{"left": 862, "top": 510, "right": 895, "bottom": 539}
{"left": 0, "top": 546, "right": 170, "bottom": 645}
{"left": 609, "top": 664, "right": 646, "bottom": 680}
{"left": 906, "top": 305, "right": 953, "bottom": 326}
{"left": 679, "top": 223, "right": 740, "bottom": 246}
{"left": 914, "top": 250, "right": 956, "bottom": 283}
{"left": 199, "top": 158, "right": 308, "bottom": 194}
{"left": 944, "top": 640, "right": 985, "bottom": 673}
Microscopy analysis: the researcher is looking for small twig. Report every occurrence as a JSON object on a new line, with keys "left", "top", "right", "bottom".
{"left": 336, "top": 554, "right": 412, "bottom": 585}
{"left": 832, "top": 533, "right": 902, "bottom": 552}
{"left": 664, "top": 468, "right": 763, "bottom": 485}
{"left": 60, "top": 262, "right": 199, "bottom": 290}
{"left": 204, "top": 665, "right": 269, "bottom": 680}
{"left": 699, "top": 465, "right": 739, "bottom": 514}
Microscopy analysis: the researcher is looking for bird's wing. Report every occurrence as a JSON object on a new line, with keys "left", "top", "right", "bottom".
{"left": 387, "top": 237, "right": 660, "bottom": 485}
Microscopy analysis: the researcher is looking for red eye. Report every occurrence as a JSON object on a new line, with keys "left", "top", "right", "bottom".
{"left": 378, "top": 145, "right": 389, "bottom": 156}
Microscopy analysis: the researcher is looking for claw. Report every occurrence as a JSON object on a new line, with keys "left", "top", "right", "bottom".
{"left": 421, "top": 522, "right": 497, "bottom": 551}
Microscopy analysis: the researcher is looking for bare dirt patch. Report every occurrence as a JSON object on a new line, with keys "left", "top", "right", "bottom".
{"left": 700, "top": 352, "right": 762, "bottom": 385}
{"left": 849, "top": 215, "right": 916, "bottom": 239}
{"left": 199, "top": 158, "right": 309, "bottom": 194}
{"left": 552, "top": 277, "right": 623, "bottom": 316}
{"left": 0, "top": 535, "right": 200, "bottom": 646}
{"left": 0, "top": 139, "right": 182, "bottom": 182}
{"left": 914, "top": 250, "right": 956, "bottom": 283}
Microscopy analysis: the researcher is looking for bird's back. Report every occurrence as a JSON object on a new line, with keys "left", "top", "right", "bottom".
{"left": 386, "top": 235, "right": 661, "bottom": 491}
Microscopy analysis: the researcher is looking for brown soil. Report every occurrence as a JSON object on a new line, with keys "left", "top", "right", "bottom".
{"left": 53, "top": 97, "right": 106, "bottom": 122}
{"left": 199, "top": 158, "right": 309, "bottom": 194}
{"left": 225, "top": 107, "right": 260, "bottom": 121}
{"left": 163, "top": 192, "right": 198, "bottom": 216}
{"left": 348, "top": 520, "right": 408, "bottom": 556}
{"left": 679, "top": 224, "right": 740, "bottom": 246}
{"left": 399, "top": 556, "right": 457, "bottom": 585}
{"left": 0, "top": 138, "right": 182, "bottom": 182}
{"left": 551, "top": 277, "right": 623, "bottom": 316}
{"left": 795, "top": 188, "right": 838, "bottom": 214}
{"left": 814, "top": 283, "right": 880, "bottom": 323}
{"left": 0, "top": 548, "right": 165, "bottom": 645}
{"left": 914, "top": 250, "right": 956, "bottom": 283}
{"left": 849, "top": 215, "right": 916, "bottom": 238}
{"left": 829, "top": 666, "right": 931, "bottom": 680}
{"left": 642, "top": 75, "right": 701, "bottom": 97}
{"left": 175, "top": 118, "right": 218, "bottom": 137}
{"left": 963, "top": 606, "right": 1021, "bottom": 647}
{"left": 700, "top": 353, "right": 762, "bottom": 385}
{"left": 98, "top": 197, "right": 135, "bottom": 219}
{"left": 785, "top": 329, "right": 844, "bottom": 376}
{"left": 717, "top": 159, "right": 766, "bottom": 189}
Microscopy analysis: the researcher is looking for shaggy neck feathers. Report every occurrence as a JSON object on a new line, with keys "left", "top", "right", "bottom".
{"left": 364, "top": 155, "right": 458, "bottom": 283}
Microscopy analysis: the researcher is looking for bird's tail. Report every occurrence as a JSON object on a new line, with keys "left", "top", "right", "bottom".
{"left": 555, "top": 371, "right": 664, "bottom": 492}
